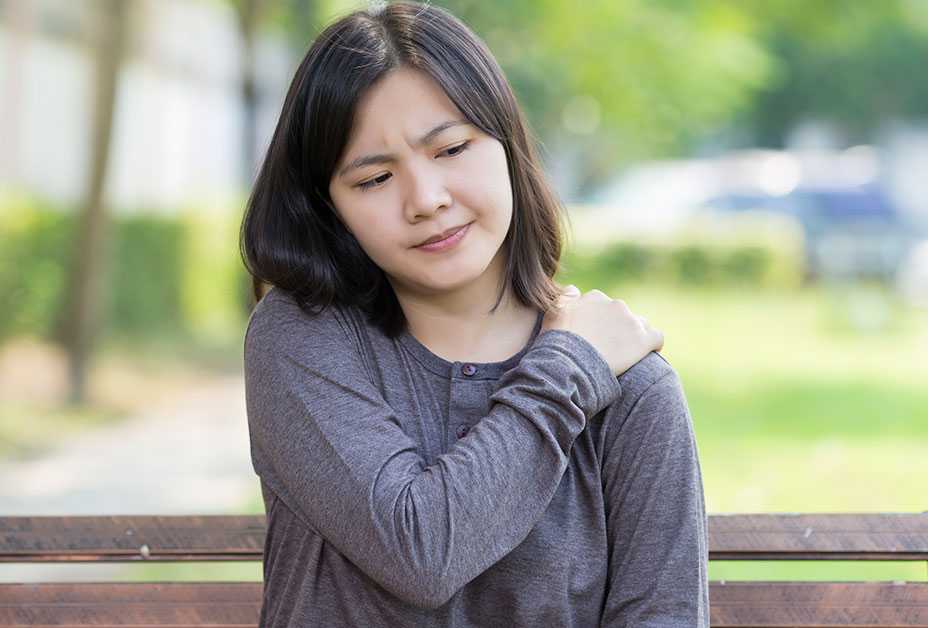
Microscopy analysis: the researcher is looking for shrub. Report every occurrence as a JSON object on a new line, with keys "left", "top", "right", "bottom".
{"left": 561, "top": 207, "right": 805, "bottom": 290}
{"left": 0, "top": 191, "right": 250, "bottom": 352}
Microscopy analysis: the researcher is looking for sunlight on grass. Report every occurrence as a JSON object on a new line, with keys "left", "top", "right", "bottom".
{"left": 710, "top": 560, "right": 927, "bottom": 582}
{"left": 121, "top": 561, "right": 263, "bottom": 582}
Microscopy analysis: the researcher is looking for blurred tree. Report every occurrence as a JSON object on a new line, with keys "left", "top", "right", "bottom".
{"left": 224, "top": 0, "right": 322, "bottom": 304}
{"left": 57, "top": 0, "right": 130, "bottom": 405}
{"left": 233, "top": 0, "right": 271, "bottom": 187}
{"left": 226, "top": 0, "right": 322, "bottom": 189}
{"left": 225, "top": 0, "right": 773, "bottom": 194}
{"left": 438, "top": 0, "right": 775, "bottom": 195}
{"left": 225, "top": 0, "right": 928, "bottom": 192}
{"left": 735, "top": 0, "right": 928, "bottom": 147}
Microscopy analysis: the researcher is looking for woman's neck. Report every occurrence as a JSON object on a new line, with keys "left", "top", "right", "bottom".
{"left": 392, "top": 251, "right": 541, "bottom": 363}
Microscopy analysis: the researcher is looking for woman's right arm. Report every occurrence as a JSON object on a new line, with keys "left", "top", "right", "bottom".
{"left": 244, "top": 293, "right": 622, "bottom": 610}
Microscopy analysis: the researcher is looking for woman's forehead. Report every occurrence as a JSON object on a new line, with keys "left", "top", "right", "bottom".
{"left": 349, "top": 68, "right": 466, "bottom": 143}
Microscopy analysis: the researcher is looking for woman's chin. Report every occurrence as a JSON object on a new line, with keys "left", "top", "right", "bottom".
{"left": 411, "top": 266, "right": 488, "bottom": 294}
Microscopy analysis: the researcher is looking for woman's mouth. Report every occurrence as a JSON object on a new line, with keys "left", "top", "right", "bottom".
{"left": 414, "top": 222, "right": 471, "bottom": 252}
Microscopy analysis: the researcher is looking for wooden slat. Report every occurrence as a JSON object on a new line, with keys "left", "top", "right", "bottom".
{"left": 1, "top": 582, "right": 925, "bottom": 627}
{"left": 709, "top": 581, "right": 928, "bottom": 627}
{"left": 0, "top": 516, "right": 265, "bottom": 563}
{"left": 709, "top": 513, "right": 928, "bottom": 560}
{"left": 0, "top": 582, "right": 261, "bottom": 627}
{"left": 2, "top": 513, "right": 927, "bottom": 563}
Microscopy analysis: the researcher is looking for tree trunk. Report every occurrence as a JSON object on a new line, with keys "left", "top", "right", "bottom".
{"left": 60, "top": 0, "right": 130, "bottom": 405}
{"left": 236, "top": 0, "right": 269, "bottom": 189}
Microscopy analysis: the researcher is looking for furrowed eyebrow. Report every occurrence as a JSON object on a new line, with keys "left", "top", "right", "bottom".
{"left": 337, "top": 119, "right": 470, "bottom": 178}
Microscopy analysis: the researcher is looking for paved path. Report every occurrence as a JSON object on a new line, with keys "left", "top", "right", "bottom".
{"left": 0, "top": 375, "right": 260, "bottom": 582}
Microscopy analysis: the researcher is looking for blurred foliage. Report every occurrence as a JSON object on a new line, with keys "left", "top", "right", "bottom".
{"left": 563, "top": 209, "right": 806, "bottom": 290}
{"left": 180, "top": 206, "right": 254, "bottom": 347}
{"left": 0, "top": 192, "right": 72, "bottom": 341}
{"left": 440, "top": 0, "right": 774, "bottom": 189}
{"left": 108, "top": 215, "right": 186, "bottom": 335}
{"left": 0, "top": 192, "right": 251, "bottom": 352}
{"left": 286, "top": 0, "right": 928, "bottom": 192}
{"left": 0, "top": 400, "right": 124, "bottom": 460}
{"left": 741, "top": 0, "right": 928, "bottom": 146}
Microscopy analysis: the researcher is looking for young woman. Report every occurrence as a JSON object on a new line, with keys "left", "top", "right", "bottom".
{"left": 240, "top": 2, "right": 709, "bottom": 626}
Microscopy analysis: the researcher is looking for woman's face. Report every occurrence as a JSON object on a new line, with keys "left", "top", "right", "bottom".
{"left": 328, "top": 67, "right": 513, "bottom": 300}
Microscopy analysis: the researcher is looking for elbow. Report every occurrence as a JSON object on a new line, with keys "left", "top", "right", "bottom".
{"left": 412, "top": 590, "right": 453, "bottom": 611}
{"left": 397, "top": 574, "right": 460, "bottom": 610}
{"left": 418, "top": 579, "right": 459, "bottom": 610}
{"left": 382, "top": 564, "right": 461, "bottom": 610}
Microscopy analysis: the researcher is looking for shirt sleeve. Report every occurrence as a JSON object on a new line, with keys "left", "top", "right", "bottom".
{"left": 599, "top": 366, "right": 710, "bottom": 627}
{"left": 243, "top": 297, "right": 622, "bottom": 610}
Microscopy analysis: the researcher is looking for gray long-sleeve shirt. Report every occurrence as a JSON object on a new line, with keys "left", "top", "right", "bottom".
{"left": 243, "top": 287, "right": 709, "bottom": 627}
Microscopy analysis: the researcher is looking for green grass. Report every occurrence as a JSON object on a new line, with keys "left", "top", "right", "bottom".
{"left": 710, "top": 561, "right": 927, "bottom": 582}
{"left": 0, "top": 402, "right": 126, "bottom": 461}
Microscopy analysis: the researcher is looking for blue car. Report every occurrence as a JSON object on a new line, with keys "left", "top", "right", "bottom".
{"left": 705, "top": 183, "right": 921, "bottom": 281}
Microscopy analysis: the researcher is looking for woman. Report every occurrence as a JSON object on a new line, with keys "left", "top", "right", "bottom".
{"left": 240, "top": 2, "right": 709, "bottom": 625}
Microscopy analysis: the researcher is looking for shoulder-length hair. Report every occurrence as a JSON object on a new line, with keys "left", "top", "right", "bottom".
{"left": 239, "top": 0, "right": 572, "bottom": 338}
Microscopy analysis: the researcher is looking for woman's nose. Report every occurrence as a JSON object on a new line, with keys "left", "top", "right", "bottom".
{"left": 404, "top": 160, "right": 452, "bottom": 221}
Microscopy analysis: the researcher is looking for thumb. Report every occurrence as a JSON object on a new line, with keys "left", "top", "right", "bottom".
{"left": 557, "top": 285, "right": 580, "bottom": 309}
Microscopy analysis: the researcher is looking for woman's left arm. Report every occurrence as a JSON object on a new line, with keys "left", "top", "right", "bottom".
{"left": 599, "top": 358, "right": 710, "bottom": 627}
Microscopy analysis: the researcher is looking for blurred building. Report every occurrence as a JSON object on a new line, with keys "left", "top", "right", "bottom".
{"left": 0, "top": 0, "right": 292, "bottom": 212}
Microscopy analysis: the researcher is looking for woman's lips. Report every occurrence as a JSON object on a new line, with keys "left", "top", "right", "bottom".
{"left": 414, "top": 222, "right": 471, "bottom": 252}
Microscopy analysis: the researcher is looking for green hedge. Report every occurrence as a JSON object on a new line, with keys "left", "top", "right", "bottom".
{"left": 0, "top": 193, "right": 73, "bottom": 340}
{"left": 1, "top": 192, "right": 806, "bottom": 347}
{"left": 0, "top": 192, "right": 251, "bottom": 347}
{"left": 562, "top": 207, "right": 806, "bottom": 290}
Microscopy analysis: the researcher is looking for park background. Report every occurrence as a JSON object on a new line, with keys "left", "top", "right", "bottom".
{"left": 1, "top": 0, "right": 926, "bottom": 584}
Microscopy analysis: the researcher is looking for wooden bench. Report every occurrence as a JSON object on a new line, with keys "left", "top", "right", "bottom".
{"left": 1, "top": 513, "right": 926, "bottom": 626}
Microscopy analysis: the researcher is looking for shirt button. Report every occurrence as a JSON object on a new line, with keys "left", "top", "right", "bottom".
{"left": 456, "top": 424, "right": 470, "bottom": 438}
{"left": 461, "top": 363, "right": 477, "bottom": 377}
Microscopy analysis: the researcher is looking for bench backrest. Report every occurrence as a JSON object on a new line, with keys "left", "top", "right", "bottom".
{"left": 2, "top": 513, "right": 927, "bottom": 626}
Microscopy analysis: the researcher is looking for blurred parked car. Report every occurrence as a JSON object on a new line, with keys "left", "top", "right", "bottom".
{"left": 704, "top": 183, "right": 922, "bottom": 281}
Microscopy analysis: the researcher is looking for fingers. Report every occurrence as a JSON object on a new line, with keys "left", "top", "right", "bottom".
{"left": 556, "top": 284, "right": 580, "bottom": 306}
{"left": 636, "top": 313, "right": 663, "bottom": 352}
{"left": 652, "top": 327, "right": 664, "bottom": 352}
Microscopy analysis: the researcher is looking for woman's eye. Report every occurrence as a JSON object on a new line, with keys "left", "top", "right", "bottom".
{"left": 440, "top": 141, "right": 470, "bottom": 158}
{"left": 355, "top": 141, "right": 470, "bottom": 192}
{"left": 357, "top": 173, "right": 391, "bottom": 191}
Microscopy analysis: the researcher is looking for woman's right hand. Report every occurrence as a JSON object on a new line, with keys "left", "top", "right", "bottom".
{"left": 541, "top": 284, "right": 664, "bottom": 376}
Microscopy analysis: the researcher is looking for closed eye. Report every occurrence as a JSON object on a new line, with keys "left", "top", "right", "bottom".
{"left": 440, "top": 140, "right": 471, "bottom": 158}
{"left": 355, "top": 141, "right": 472, "bottom": 191}
{"left": 357, "top": 173, "right": 391, "bottom": 191}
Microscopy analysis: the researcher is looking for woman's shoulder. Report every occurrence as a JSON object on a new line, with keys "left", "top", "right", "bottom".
{"left": 244, "top": 286, "right": 363, "bottom": 354}
{"left": 599, "top": 352, "right": 693, "bottom": 446}
{"left": 616, "top": 351, "right": 683, "bottom": 407}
